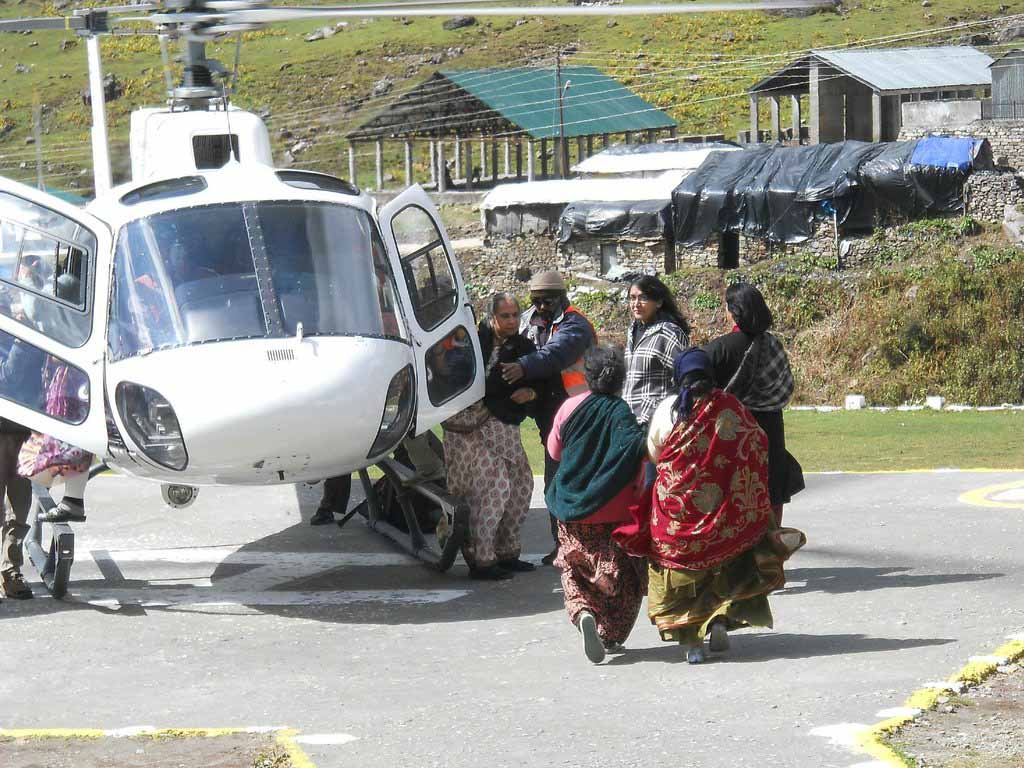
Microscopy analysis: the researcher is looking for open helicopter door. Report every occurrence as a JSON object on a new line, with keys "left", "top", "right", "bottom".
{"left": 379, "top": 185, "right": 484, "bottom": 434}
{"left": 0, "top": 178, "right": 112, "bottom": 456}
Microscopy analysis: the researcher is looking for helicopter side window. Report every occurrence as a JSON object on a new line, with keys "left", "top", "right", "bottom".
{"left": 390, "top": 205, "right": 458, "bottom": 332}
{"left": 0, "top": 192, "right": 94, "bottom": 348}
{"left": 0, "top": 326, "right": 89, "bottom": 425}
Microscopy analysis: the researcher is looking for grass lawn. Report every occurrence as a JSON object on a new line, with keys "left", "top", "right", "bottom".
{"left": 517, "top": 411, "right": 1024, "bottom": 474}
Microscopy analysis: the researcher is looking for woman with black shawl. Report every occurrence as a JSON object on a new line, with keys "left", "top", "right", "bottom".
{"left": 545, "top": 345, "right": 648, "bottom": 665}
{"left": 703, "top": 283, "right": 804, "bottom": 526}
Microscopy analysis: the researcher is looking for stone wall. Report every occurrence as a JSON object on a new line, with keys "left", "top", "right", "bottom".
{"left": 966, "top": 171, "right": 1024, "bottom": 222}
{"left": 898, "top": 119, "right": 1024, "bottom": 170}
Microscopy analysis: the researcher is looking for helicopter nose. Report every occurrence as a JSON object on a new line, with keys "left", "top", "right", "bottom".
{"left": 108, "top": 336, "right": 414, "bottom": 484}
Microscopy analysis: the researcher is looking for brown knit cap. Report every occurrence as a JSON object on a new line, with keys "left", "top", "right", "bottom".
{"left": 528, "top": 270, "right": 566, "bottom": 292}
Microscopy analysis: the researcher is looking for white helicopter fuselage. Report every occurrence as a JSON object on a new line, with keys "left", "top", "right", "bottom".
{"left": 0, "top": 125, "right": 485, "bottom": 488}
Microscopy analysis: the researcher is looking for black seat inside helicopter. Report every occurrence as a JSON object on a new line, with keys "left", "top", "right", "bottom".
{"left": 175, "top": 273, "right": 265, "bottom": 342}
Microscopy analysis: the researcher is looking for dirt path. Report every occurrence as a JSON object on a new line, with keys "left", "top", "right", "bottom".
{"left": 0, "top": 732, "right": 291, "bottom": 768}
{"left": 888, "top": 664, "right": 1024, "bottom": 767}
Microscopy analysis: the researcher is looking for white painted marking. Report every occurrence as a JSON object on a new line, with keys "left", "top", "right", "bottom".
{"left": 89, "top": 547, "right": 419, "bottom": 567}
{"left": 293, "top": 733, "right": 360, "bottom": 746}
{"left": 809, "top": 723, "right": 868, "bottom": 748}
{"left": 875, "top": 707, "right": 921, "bottom": 719}
{"left": 71, "top": 588, "right": 469, "bottom": 608}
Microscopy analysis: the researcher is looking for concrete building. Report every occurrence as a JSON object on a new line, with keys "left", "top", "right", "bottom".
{"left": 747, "top": 46, "right": 993, "bottom": 144}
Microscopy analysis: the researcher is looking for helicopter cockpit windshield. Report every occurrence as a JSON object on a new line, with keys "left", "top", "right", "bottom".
{"left": 108, "top": 201, "right": 407, "bottom": 360}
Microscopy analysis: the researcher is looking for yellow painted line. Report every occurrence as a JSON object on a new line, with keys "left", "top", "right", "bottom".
{"left": 0, "top": 725, "right": 318, "bottom": 767}
{"left": 958, "top": 479, "right": 1024, "bottom": 509}
{"left": 853, "top": 638, "right": 1024, "bottom": 765}
{"left": 276, "top": 728, "right": 318, "bottom": 768}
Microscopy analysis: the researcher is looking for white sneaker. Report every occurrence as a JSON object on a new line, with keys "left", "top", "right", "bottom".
{"left": 685, "top": 644, "right": 707, "bottom": 664}
{"left": 578, "top": 612, "right": 605, "bottom": 664}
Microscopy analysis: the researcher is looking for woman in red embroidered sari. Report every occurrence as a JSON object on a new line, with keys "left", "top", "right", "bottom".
{"left": 615, "top": 348, "right": 799, "bottom": 664}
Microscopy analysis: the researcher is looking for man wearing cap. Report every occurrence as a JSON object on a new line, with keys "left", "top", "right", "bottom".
{"left": 500, "top": 270, "right": 595, "bottom": 565}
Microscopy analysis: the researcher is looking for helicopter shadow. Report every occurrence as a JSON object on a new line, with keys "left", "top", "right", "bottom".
{"left": 200, "top": 482, "right": 567, "bottom": 625}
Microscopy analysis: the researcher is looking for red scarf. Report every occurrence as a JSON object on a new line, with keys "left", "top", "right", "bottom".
{"left": 614, "top": 390, "right": 772, "bottom": 571}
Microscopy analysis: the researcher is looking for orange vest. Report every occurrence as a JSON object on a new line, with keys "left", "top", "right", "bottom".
{"left": 552, "top": 305, "right": 596, "bottom": 397}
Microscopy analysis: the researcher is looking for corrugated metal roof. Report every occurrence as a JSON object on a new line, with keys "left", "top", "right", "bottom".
{"left": 812, "top": 46, "right": 993, "bottom": 92}
{"left": 440, "top": 66, "right": 676, "bottom": 139}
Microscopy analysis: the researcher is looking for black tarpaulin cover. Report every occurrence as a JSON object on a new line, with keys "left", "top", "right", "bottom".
{"left": 672, "top": 139, "right": 990, "bottom": 245}
{"left": 558, "top": 199, "right": 672, "bottom": 243}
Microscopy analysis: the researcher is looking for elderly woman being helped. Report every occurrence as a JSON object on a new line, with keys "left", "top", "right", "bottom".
{"left": 443, "top": 293, "right": 542, "bottom": 581}
{"left": 546, "top": 346, "right": 648, "bottom": 664}
{"left": 615, "top": 348, "right": 800, "bottom": 664}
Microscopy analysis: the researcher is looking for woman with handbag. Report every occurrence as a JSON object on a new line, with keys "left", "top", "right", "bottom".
{"left": 703, "top": 283, "right": 804, "bottom": 527}
{"left": 442, "top": 294, "right": 544, "bottom": 581}
{"left": 615, "top": 348, "right": 803, "bottom": 664}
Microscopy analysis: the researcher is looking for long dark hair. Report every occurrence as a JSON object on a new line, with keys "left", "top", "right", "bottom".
{"left": 630, "top": 275, "right": 690, "bottom": 335}
{"left": 726, "top": 282, "right": 773, "bottom": 336}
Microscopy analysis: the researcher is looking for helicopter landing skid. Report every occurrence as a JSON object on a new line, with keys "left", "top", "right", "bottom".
{"left": 26, "top": 484, "right": 75, "bottom": 599}
{"left": 353, "top": 460, "right": 467, "bottom": 573}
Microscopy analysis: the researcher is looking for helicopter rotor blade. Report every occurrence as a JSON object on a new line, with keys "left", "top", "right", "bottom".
{"left": 140, "top": 0, "right": 834, "bottom": 27}
{"left": 0, "top": 15, "right": 88, "bottom": 32}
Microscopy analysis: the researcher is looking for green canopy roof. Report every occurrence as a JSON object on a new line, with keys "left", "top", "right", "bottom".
{"left": 348, "top": 66, "right": 676, "bottom": 141}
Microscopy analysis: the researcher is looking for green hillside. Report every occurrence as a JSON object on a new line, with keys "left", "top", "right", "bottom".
{"left": 0, "top": 0, "right": 1018, "bottom": 195}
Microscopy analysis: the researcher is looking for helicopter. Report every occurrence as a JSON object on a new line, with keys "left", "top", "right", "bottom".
{"left": 0, "top": 0, "right": 830, "bottom": 591}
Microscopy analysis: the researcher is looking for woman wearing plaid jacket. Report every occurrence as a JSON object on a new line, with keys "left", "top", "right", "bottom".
{"left": 623, "top": 276, "right": 691, "bottom": 439}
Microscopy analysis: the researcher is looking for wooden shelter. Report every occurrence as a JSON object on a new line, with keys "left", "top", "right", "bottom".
{"left": 346, "top": 66, "right": 677, "bottom": 191}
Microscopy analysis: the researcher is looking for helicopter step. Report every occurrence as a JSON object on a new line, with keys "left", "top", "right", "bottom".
{"left": 352, "top": 450, "right": 467, "bottom": 574}
{"left": 26, "top": 484, "right": 76, "bottom": 600}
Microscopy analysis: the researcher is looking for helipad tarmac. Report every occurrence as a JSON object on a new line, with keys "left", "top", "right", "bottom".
{"left": 0, "top": 469, "right": 1021, "bottom": 767}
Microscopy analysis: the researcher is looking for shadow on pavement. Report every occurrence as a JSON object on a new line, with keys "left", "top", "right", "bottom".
{"left": 782, "top": 566, "right": 1003, "bottom": 595}
{"left": 606, "top": 632, "right": 956, "bottom": 665}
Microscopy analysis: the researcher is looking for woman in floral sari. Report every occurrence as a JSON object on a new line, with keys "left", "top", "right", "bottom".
{"left": 615, "top": 348, "right": 801, "bottom": 664}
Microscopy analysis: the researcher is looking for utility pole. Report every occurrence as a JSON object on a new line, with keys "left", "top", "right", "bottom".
{"left": 556, "top": 50, "right": 567, "bottom": 179}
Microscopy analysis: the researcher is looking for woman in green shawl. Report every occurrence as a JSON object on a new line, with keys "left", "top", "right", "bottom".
{"left": 546, "top": 345, "right": 648, "bottom": 665}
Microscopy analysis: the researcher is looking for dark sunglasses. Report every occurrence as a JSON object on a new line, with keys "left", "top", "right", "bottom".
{"left": 532, "top": 296, "right": 558, "bottom": 308}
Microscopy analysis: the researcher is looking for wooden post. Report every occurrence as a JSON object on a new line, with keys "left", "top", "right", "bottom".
{"left": 669, "top": 126, "right": 677, "bottom": 139}
{"left": 770, "top": 95, "right": 782, "bottom": 142}
{"left": 540, "top": 138, "right": 548, "bottom": 179}
{"left": 491, "top": 140, "right": 499, "bottom": 182}
{"left": 526, "top": 139, "right": 535, "bottom": 182}
{"left": 791, "top": 94, "right": 802, "bottom": 144}
{"left": 404, "top": 140, "right": 413, "bottom": 187}
{"left": 625, "top": 131, "right": 633, "bottom": 145}
{"left": 516, "top": 140, "right": 523, "bottom": 180}
{"left": 749, "top": 94, "right": 760, "bottom": 144}
{"left": 480, "top": 139, "right": 487, "bottom": 178}
{"left": 601, "top": 133, "right": 609, "bottom": 148}
{"left": 586, "top": 135, "right": 593, "bottom": 157}
{"left": 504, "top": 138, "right": 511, "bottom": 177}
{"left": 646, "top": 129, "right": 655, "bottom": 143}
{"left": 465, "top": 138, "right": 474, "bottom": 191}
{"left": 375, "top": 138, "right": 383, "bottom": 190}
{"left": 437, "top": 141, "right": 447, "bottom": 193}
{"left": 454, "top": 136, "right": 462, "bottom": 181}
{"left": 429, "top": 141, "right": 436, "bottom": 187}
{"left": 348, "top": 143, "right": 357, "bottom": 186}
{"left": 576, "top": 136, "right": 585, "bottom": 168}
{"left": 871, "top": 92, "right": 882, "bottom": 142}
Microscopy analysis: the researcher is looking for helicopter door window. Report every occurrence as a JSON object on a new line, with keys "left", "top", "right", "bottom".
{"left": 424, "top": 326, "right": 475, "bottom": 406}
{"left": 390, "top": 205, "right": 458, "bottom": 332}
{"left": 0, "top": 192, "right": 94, "bottom": 348}
{"left": 0, "top": 327, "right": 90, "bottom": 424}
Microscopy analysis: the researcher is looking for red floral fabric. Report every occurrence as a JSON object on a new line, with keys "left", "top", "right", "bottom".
{"left": 615, "top": 390, "right": 772, "bottom": 572}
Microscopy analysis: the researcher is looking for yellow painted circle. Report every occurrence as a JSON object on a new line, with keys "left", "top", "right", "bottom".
{"left": 958, "top": 480, "right": 1024, "bottom": 509}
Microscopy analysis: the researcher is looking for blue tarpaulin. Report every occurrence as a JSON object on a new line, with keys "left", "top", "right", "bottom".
{"left": 910, "top": 136, "right": 986, "bottom": 172}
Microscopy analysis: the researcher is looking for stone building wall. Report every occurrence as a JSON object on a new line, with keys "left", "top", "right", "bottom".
{"left": 965, "top": 171, "right": 1024, "bottom": 222}
{"left": 898, "top": 119, "right": 1024, "bottom": 170}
